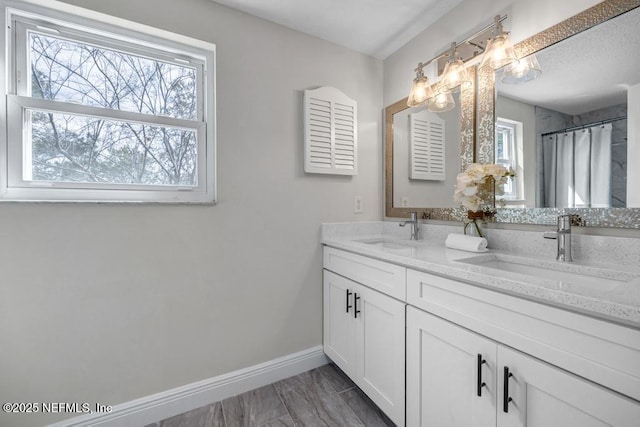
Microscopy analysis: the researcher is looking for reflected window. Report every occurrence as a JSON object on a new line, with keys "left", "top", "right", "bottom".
{"left": 496, "top": 118, "right": 524, "bottom": 201}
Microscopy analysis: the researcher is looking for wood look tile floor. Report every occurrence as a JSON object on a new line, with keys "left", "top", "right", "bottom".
{"left": 146, "top": 364, "right": 395, "bottom": 427}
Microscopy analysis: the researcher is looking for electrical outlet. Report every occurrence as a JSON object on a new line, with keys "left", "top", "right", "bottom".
{"left": 354, "top": 196, "right": 363, "bottom": 214}
{"left": 401, "top": 196, "right": 409, "bottom": 207}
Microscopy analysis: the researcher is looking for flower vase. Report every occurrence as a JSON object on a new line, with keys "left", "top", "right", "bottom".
{"left": 464, "top": 210, "right": 484, "bottom": 238}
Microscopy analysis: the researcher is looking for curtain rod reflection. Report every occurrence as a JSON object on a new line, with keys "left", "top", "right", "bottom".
{"left": 541, "top": 115, "right": 627, "bottom": 137}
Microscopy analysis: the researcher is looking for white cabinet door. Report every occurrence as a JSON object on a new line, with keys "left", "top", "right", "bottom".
{"left": 323, "top": 270, "right": 356, "bottom": 377}
{"left": 323, "top": 269, "right": 406, "bottom": 426}
{"left": 407, "top": 307, "right": 496, "bottom": 427}
{"left": 498, "top": 346, "right": 640, "bottom": 427}
{"left": 356, "top": 283, "right": 406, "bottom": 426}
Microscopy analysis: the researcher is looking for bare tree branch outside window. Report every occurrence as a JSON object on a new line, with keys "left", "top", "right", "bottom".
{"left": 29, "top": 33, "right": 198, "bottom": 186}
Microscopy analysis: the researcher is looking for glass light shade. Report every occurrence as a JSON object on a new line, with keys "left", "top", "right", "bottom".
{"left": 427, "top": 91, "right": 455, "bottom": 112}
{"left": 439, "top": 59, "right": 472, "bottom": 93}
{"left": 480, "top": 33, "right": 518, "bottom": 70}
{"left": 407, "top": 73, "right": 434, "bottom": 107}
{"left": 501, "top": 54, "right": 542, "bottom": 84}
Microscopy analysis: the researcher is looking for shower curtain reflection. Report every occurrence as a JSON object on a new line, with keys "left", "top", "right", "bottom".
{"left": 541, "top": 123, "right": 612, "bottom": 208}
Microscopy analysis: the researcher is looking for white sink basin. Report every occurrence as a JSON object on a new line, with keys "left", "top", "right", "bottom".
{"left": 357, "top": 238, "right": 419, "bottom": 255}
{"left": 457, "top": 253, "right": 638, "bottom": 293}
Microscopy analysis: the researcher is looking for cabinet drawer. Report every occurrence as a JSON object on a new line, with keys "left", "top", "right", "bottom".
{"left": 407, "top": 269, "right": 640, "bottom": 402}
{"left": 324, "top": 246, "right": 406, "bottom": 301}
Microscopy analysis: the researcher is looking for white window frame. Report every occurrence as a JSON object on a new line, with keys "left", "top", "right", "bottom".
{"left": 0, "top": 0, "right": 216, "bottom": 203}
{"left": 496, "top": 118, "right": 524, "bottom": 202}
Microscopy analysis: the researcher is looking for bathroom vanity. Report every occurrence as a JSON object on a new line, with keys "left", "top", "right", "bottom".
{"left": 322, "top": 222, "right": 640, "bottom": 426}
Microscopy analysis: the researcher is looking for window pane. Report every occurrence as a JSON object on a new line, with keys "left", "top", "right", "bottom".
{"left": 29, "top": 110, "right": 198, "bottom": 186}
{"left": 496, "top": 131, "right": 505, "bottom": 159}
{"left": 30, "top": 33, "right": 197, "bottom": 120}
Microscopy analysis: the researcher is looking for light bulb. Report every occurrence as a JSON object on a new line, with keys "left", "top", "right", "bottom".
{"left": 407, "top": 68, "right": 434, "bottom": 107}
{"left": 439, "top": 57, "right": 472, "bottom": 93}
{"left": 434, "top": 93, "right": 448, "bottom": 108}
{"left": 501, "top": 54, "right": 542, "bottom": 84}
{"left": 480, "top": 17, "right": 518, "bottom": 70}
{"left": 427, "top": 91, "right": 455, "bottom": 112}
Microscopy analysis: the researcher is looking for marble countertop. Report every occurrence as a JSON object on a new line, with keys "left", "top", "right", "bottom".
{"left": 322, "top": 224, "right": 640, "bottom": 329}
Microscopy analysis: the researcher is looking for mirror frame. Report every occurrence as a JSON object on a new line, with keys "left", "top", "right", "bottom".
{"left": 476, "top": 0, "right": 640, "bottom": 228}
{"left": 385, "top": 67, "right": 476, "bottom": 220}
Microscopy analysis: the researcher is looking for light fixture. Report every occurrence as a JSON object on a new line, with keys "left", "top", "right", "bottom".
{"left": 480, "top": 15, "right": 518, "bottom": 70}
{"left": 427, "top": 90, "right": 455, "bottom": 113}
{"left": 439, "top": 43, "right": 473, "bottom": 94}
{"left": 501, "top": 53, "right": 542, "bottom": 83}
{"left": 407, "top": 63, "right": 435, "bottom": 107}
{"left": 407, "top": 15, "right": 531, "bottom": 109}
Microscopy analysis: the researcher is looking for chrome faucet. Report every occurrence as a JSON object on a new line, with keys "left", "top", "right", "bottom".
{"left": 543, "top": 214, "right": 573, "bottom": 262}
{"left": 399, "top": 212, "right": 419, "bottom": 240}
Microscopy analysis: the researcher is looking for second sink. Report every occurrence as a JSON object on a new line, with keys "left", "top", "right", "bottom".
{"left": 457, "top": 253, "right": 638, "bottom": 293}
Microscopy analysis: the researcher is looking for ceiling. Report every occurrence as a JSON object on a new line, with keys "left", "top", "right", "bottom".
{"left": 210, "top": 1, "right": 639, "bottom": 115}
{"left": 211, "top": 0, "right": 464, "bottom": 59}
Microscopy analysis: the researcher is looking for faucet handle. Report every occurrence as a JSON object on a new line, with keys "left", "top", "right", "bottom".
{"left": 557, "top": 215, "right": 572, "bottom": 231}
{"left": 400, "top": 212, "right": 417, "bottom": 225}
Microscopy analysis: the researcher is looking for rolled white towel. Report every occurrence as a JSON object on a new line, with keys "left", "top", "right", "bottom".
{"left": 445, "top": 233, "right": 489, "bottom": 253}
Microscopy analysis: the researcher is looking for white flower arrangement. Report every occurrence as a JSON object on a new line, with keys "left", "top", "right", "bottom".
{"left": 454, "top": 163, "right": 515, "bottom": 211}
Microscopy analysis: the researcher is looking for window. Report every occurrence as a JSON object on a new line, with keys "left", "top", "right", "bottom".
{"left": 1, "top": 2, "right": 216, "bottom": 202}
{"left": 495, "top": 118, "right": 524, "bottom": 202}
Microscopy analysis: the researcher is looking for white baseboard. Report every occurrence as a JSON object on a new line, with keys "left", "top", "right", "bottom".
{"left": 48, "top": 346, "right": 327, "bottom": 427}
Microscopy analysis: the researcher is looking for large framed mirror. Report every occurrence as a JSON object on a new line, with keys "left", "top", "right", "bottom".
{"left": 477, "top": 0, "right": 640, "bottom": 228}
{"left": 385, "top": 67, "right": 476, "bottom": 219}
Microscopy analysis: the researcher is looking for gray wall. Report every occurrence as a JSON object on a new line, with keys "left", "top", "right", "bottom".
{"left": 0, "top": 1, "right": 382, "bottom": 426}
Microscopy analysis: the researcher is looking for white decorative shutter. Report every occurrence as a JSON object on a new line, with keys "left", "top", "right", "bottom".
{"left": 409, "top": 110, "right": 445, "bottom": 180}
{"left": 304, "top": 86, "right": 357, "bottom": 175}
